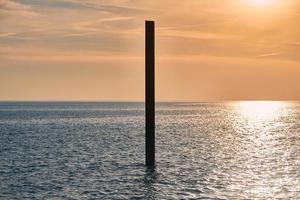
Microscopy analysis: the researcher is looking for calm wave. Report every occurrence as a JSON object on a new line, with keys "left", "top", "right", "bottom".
{"left": 0, "top": 102, "right": 299, "bottom": 199}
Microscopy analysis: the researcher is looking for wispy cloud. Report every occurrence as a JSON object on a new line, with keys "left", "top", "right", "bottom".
{"left": 0, "top": 45, "right": 141, "bottom": 63}
{"left": 0, "top": 0, "right": 299, "bottom": 62}
{"left": 65, "top": 0, "right": 145, "bottom": 14}
{"left": 0, "top": 0, "right": 31, "bottom": 11}
{"left": 69, "top": 16, "right": 137, "bottom": 36}
{"left": 0, "top": 0, "right": 39, "bottom": 17}
{"left": 255, "top": 52, "right": 284, "bottom": 58}
{"left": 0, "top": 32, "right": 17, "bottom": 37}
{"left": 160, "top": 29, "right": 240, "bottom": 40}
{"left": 292, "top": 42, "right": 300, "bottom": 45}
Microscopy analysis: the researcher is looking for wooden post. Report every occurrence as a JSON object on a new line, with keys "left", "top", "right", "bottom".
{"left": 145, "top": 21, "right": 155, "bottom": 167}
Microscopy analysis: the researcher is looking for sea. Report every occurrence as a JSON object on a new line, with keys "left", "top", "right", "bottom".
{"left": 0, "top": 102, "right": 299, "bottom": 199}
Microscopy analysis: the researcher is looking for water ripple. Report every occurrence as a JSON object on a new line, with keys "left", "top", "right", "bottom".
{"left": 0, "top": 102, "right": 299, "bottom": 199}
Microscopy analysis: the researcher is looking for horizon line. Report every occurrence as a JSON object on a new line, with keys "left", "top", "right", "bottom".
{"left": 0, "top": 100, "right": 299, "bottom": 103}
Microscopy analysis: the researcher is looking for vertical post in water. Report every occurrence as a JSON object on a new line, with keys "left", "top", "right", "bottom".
{"left": 145, "top": 21, "right": 155, "bottom": 167}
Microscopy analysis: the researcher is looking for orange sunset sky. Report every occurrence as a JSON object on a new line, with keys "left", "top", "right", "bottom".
{"left": 1, "top": 0, "right": 300, "bottom": 101}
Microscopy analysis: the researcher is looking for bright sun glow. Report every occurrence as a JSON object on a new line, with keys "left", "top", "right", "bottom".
{"left": 249, "top": 0, "right": 270, "bottom": 6}
{"left": 245, "top": 0, "right": 279, "bottom": 7}
{"left": 240, "top": 0, "right": 285, "bottom": 26}
{"left": 235, "top": 101, "right": 285, "bottom": 122}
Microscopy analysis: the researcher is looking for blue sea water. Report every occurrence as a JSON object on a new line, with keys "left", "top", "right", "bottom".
{"left": 0, "top": 102, "right": 299, "bottom": 199}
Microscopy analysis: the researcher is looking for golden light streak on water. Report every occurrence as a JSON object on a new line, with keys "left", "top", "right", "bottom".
{"left": 234, "top": 101, "right": 285, "bottom": 122}
{"left": 227, "top": 101, "right": 298, "bottom": 198}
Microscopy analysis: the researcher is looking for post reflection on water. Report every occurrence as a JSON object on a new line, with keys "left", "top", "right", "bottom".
{"left": 143, "top": 167, "right": 159, "bottom": 199}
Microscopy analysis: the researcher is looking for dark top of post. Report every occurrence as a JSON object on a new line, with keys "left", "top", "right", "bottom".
{"left": 145, "top": 21, "right": 155, "bottom": 167}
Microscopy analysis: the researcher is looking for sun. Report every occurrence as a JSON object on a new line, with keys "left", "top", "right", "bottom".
{"left": 246, "top": 0, "right": 272, "bottom": 7}
{"left": 251, "top": 0, "right": 269, "bottom": 6}
{"left": 240, "top": 0, "right": 284, "bottom": 23}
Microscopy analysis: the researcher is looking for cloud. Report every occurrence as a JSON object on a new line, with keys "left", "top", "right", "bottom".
{"left": 15, "top": 0, "right": 83, "bottom": 9}
{"left": 64, "top": 0, "right": 146, "bottom": 14}
{"left": 255, "top": 52, "right": 284, "bottom": 58}
{"left": 159, "top": 28, "right": 239, "bottom": 40}
{"left": 68, "top": 16, "right": 137, "bottom": 37}
{"left": 0, "top": 0, "right": 299, "bottom": 62}
{"left": 0, "top": 32, "right": 17, "bottom": 37}
{"left": 0, "top": 0, "right": 38, "bottom": 17}
{"left": 292, "top": 42, "right": 300, "bottom": 45}
{"left": 73, "top": 16, "right": 135, "bottom": 31}
{"left": 0, "top": 45, "right": 142, "bottom": 63}
{"left": 0, "top": 0, "right": 31, "bottom": 11}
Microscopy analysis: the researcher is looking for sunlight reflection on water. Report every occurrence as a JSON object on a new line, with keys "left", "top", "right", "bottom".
{"left": 0, "top": 102, "right": 299, "bottom": 199}
{"left": 225, "top": 101, "right": 299, "bottom": 199}
{"left": 233, "top": 101, "right": 286, "bottom": 122}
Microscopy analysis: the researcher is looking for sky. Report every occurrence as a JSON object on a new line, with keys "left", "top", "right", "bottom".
{"left": 1, "top": 0, "right": 300, "bottom": 101}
